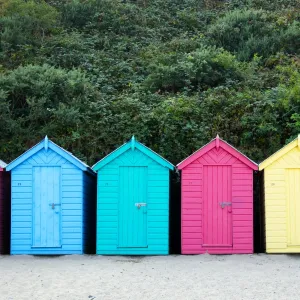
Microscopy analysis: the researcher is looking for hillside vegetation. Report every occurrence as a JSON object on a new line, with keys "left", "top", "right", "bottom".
{"left": 0, "top": 0, "right": 300, "bottom": 164}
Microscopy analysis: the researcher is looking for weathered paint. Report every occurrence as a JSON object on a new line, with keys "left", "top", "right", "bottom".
{"left": 0, "top": 160, "right": 10, "bottom": 254}
{"left": 259, "top": 135, "right": 300, "bottom": 253}
{"left": 93, "top": 136, "right": 174, "bottom": 255}
{"left": 177, "top": 136, "right": 258, "bottom": 254}
{"left": 6, "top": 137, "right": 96, "bottom": 255}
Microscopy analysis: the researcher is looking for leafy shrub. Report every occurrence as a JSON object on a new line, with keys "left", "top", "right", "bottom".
{"left": 0, "top": 64, "right": 105, "bottom": 162}
{"left": 207, "top": 9, "right": 281, "bottom": 60}
{"left": 0, "top": 0, "right": 299, "bottom": 166}
{"left": 227, "top": 0, "right": 300, "bottom": 11}
{"left": 144, "top": 46, "right": 246, "bottom": 93}
{"left": 0, "top": 0, "right": 59, "bottom": 48}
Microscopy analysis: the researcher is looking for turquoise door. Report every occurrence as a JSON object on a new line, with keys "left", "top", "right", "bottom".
{"left": 32, "top": 166, "right": 61, "bottom": 247}
{"left": 118, "top": 166, "right": 148, "bottom": 248}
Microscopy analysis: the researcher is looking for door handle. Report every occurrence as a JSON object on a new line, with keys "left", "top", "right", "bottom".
{"left": 49, "top": 203, "right": 61, "bottom": 210}
{"left": 135, "top": 203, "right": 147, "bottom": 209}
{"left": 219, "top": 202, "right": 231, "bottom": 209}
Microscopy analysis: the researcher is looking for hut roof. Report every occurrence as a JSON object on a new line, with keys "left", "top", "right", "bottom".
{"left": 259, "top": 135, "right": 300, "bottom": 171}
{"left": 6, "top": 136, "right": 94, "bottom": 175}
{"left": 92, "top": 136, "right": 174, "bottom": 172}
{"left": 177, "top": 135, "right": 258, "bottom": 170}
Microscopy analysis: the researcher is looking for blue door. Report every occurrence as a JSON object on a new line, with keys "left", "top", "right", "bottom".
{"left": 118, "top": 166, "right": 148, "bottom": 248}
{"left": 32, "top": 166, "right": 61, "bottom": 247}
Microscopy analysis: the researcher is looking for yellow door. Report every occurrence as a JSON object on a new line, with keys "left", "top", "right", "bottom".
{"left": 287, "top": 169, "right": 300, "bottom": 246}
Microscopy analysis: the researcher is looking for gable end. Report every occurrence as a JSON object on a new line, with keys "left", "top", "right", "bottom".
{"left": 6, "top": 137, "right": 94, "bottom": 174}
{"left": 93, "top": 137, "right": 174, "bottom": 172}
{"left": 177, "top": 137, "right": 257, "bottom": 170}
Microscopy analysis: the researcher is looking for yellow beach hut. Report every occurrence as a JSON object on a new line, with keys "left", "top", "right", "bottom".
{"left": 260, "top": 135, "right": 300, "bottom": 253}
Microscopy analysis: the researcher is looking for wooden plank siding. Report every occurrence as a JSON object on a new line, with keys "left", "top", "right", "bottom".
{"left": 178, "top": 137, "right": 257, "bottom": 254}
{"left": 181, "top": 159, "right": 254, "bottom": 253}
{"left": 10, "top": 148, "right": 90, "bottom": 254}
{"left": 97, "top": 148, "right": 170, "bottom": 255}
{"left": 262, "top": 146, "right": 300, "bottom": 253}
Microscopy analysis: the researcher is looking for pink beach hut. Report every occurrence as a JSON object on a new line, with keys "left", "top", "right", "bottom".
{"left": 177, "top": 136, "right": 258, "bottom": 254}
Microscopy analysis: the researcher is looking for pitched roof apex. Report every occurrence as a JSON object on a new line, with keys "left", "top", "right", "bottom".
{"left": 259, "top": 135, "right": 300, "bottom": 170}
{"left": 216, "top": 134, "right": 220, "bottom": 150}
{"left": 92, "top": 137, "right": 174, "bottom": 171}
{"left": 177, "top": 136, "right": 258, "bottom": 170}
{"left": 6, "top": 137, "right": 94, "bottom": 174}
{"left": 131, "top": 135, "right": 135, "bottom": 150}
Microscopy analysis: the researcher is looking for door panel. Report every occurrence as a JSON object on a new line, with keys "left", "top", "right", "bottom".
{"left": 287, "top": 169, "right": 300, "bottom": 246}
{"left": 118, "top": 167, "right": 147, "bottom": 248}
{"left": 33, "top": 167, "right": 61, "bottom": 248}
{"left": 203, "top": 165, "right": 232, "bottom": 247}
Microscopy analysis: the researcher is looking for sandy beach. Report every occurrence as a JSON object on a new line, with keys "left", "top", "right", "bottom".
{"left": 0, "top": 254, "right": 299, "bottom": 300}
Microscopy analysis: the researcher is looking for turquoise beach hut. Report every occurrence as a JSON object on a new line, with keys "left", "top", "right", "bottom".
{"left": 6, "top": 137, "right": 96, "bottom": 255}
{"left": 93, "top": 137, "right": 174, "bottom": 255}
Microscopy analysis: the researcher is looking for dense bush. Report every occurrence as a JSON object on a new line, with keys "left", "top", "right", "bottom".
{"left": 0, "top": 0, "right": 300, "bottom": 165}
{"left": 0, "top": 64, "right": 106, "bottom": 162}
{"left": 144, "top": 46, "right": 246, "bottom": 93}
{"left": 208, "top": 7, "right": 300, "bottom": 61}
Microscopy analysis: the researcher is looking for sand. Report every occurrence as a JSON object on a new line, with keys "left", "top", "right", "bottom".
{"left": 0, "top": 254, "right": 299, "bottom": 300}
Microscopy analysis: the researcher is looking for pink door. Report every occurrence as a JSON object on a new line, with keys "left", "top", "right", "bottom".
{"left": 203, "top": 165, "right": 232, "bottom": 247}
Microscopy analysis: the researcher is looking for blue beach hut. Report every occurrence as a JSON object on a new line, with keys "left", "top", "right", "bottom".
{"left": 92, "top": 137, "right": 174, "bottom": 255}
{"left": 6, "top": 137, "right": 96, "bottom": 255}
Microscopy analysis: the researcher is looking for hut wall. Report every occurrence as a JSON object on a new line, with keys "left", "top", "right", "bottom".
{"left": 181, "top": 146, "right": 254, "bottom": 254}
{"left": 97, "top": 148, "right": 170, "bottom": 255}
{"left": 10, "top": 148, "right": 85, "bottom": 255}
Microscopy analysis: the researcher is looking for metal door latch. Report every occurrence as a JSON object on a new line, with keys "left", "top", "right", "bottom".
{"left": 219, "top": 202, "right": 232, "bottom": 209}
{"left": 49, "top": 203, "right": 61, "bottom": 210}
{"left": 135, "top": 203, "right": 147, "bottom": 209}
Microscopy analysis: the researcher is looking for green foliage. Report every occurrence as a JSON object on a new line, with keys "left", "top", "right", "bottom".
{"left": 37, "top": 31, "right": 97, "bottom": 69}
{"left": 0, "top": 0, "right": 300, "bottom": 165}
{"left": 227, "top": 0, "right": 300, "bottom": 10}
{"left": 0, "top": 0, "right": 59, "bottom": 44}
{"left": 0, "top": 0, "right": 59, "bottom": 67}
{"left": 144, "top": 46, "right": 245, "bottom": 93}
{"left": 0, "top": 64, "right": 106, "bottom": 162}
{"left": 208, "top": 9, "right": 300, "bottom": 61}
